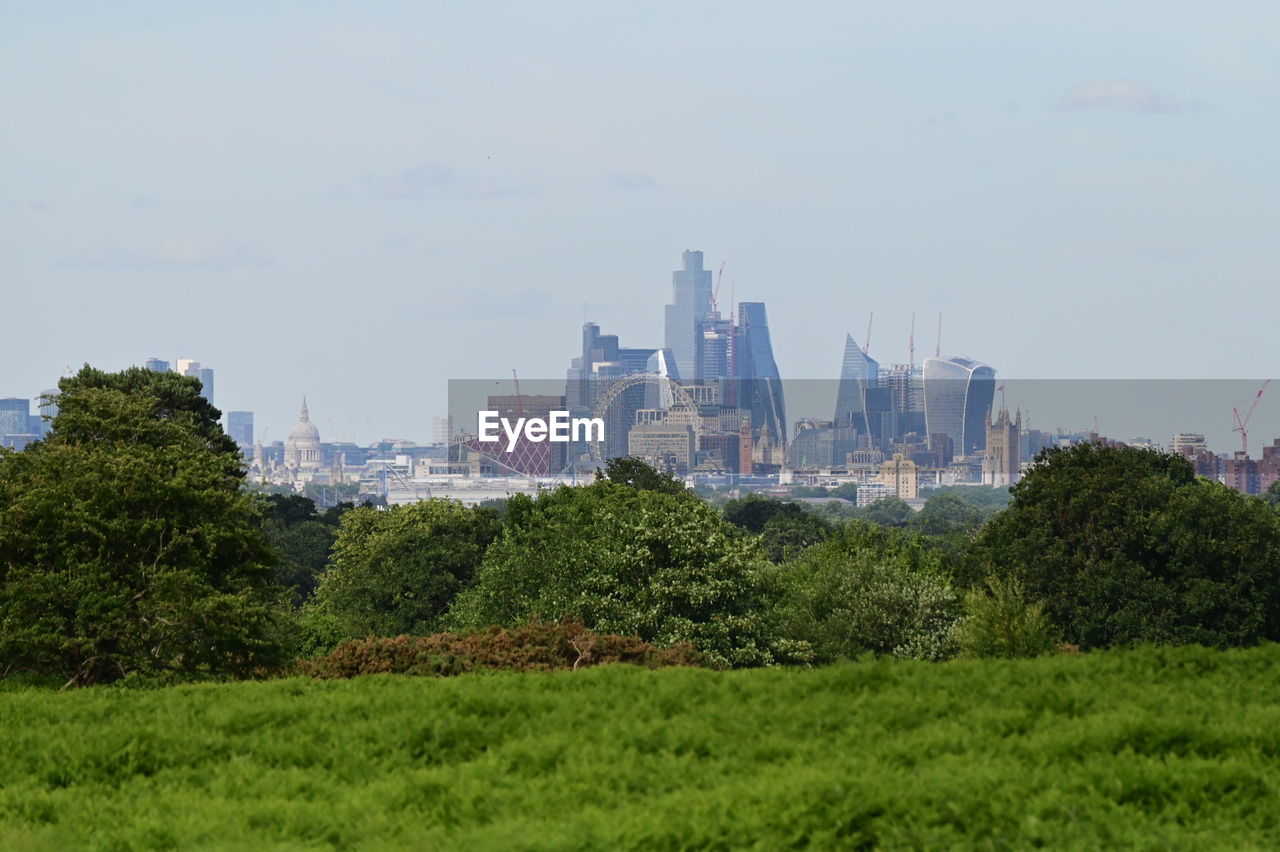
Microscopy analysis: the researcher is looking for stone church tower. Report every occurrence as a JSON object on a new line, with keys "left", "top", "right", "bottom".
{"left": 982, "top": 406, "right": 1021, "bottom": 488}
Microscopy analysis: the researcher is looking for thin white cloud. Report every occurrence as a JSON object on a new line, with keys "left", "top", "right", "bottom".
{"left": 606, "top": 172, "right": 659, "bottom": 190}
{"left": 71, "top": 235, "right": 272, "bottom": 271}
{"left": 431, "top": 289, "right": 550, "bottom": 318}
{"left": 1059, "top": 80, "right": 1187, "bottom": 114}
{"left": 364, "top": 162, "right": 522, "bottom": 199}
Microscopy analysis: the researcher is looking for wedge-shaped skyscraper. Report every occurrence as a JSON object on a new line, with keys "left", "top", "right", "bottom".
{"left": 734, "top": 301, "right": 787, "bottom": 446}
{"left": 834, "top": 334, "right": 879, "bottom": 438}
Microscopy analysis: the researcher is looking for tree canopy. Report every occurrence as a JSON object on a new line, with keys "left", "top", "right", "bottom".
{"left": 977, "top": 443, "right": 1280, "bottom": 649}
{"left": 598, "top": 456, "right": 690, "bottom": 496}
{"left": 302, "top": 499, "right": 501, "bottom": 649}
{"left": 0, "top": 367, "right": 285, "bottom": 685}
{"left": 449, "top": 479, "right": 779, "bottom": 667}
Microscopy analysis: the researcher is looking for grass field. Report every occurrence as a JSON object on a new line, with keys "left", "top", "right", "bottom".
{"left": 3, "top": 645, "right": 1280, "bottom": 850}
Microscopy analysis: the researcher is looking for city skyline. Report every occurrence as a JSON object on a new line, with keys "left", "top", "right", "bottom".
{"left": 4, "top": 4, "right": 1279, "bottom": 447}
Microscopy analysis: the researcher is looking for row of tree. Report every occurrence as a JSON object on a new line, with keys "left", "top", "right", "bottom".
{"left": 3, "top": 367, "right": 1280, "bottom": 685}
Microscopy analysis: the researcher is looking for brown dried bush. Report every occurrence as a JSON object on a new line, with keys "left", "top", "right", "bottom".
{"left": 299, "top": 620, "right": 705, "bottom": 679}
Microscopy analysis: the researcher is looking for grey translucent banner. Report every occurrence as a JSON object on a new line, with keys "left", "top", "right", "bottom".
{"left": 448, "top": 378, "right": 1276, "bottom": 459}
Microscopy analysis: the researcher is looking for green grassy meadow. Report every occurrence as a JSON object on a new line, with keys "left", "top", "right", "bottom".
{"left": 4, "top": 645, "right": 1280, "bottom": 850}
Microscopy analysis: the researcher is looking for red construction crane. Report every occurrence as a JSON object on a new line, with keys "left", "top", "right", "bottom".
{"left": 1233, "top": 379, "right": 1271, "bottom": 457}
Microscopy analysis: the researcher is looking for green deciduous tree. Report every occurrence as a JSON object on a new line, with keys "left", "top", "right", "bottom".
{"left": 259, "top": 495, "right": 356, "bottom": 607}
{"left": 302, "top": 499, "right": 501, "bottom": 648}
{"left": 598, "top": 456, "right": 690, "bottom": 496}
{"left": 0, "top": 368, "right": 286, "bottom": 686}
{"left": 760, "top": 510, "right": 832, "bottom": 563}
{"left": 977, "top": 443, "right": 1280, "bottom": 649}
{"left": 723, "top": 492, "right": 796, "bottom": 533}
{"left": 766, "top": 524, "right": 961, "bottom": 662}
{"left": 857, "top": 496, "right": 914, "bottom": 527}
{"left": 909, "top": 492, "right": 987, "bottom": 537}
{"left": 449, "top": 482, "right": 780, "bottom": 667}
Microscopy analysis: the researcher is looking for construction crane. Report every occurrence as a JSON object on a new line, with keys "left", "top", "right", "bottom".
{"left": 710, "top": 261, "right": 726, "bottom": 315}
{"left": 1233, "top": 379, "right": 1271, "bottom": 457}
{"left": 864, "top": 312, "right": 874, "bottom": 355}
{"left": 909, "top": 311, "right": 916, "bottom": 371}
{"left": 935, "top": 313, "right": 942, "bottom": 358}
{"left": 511, "top": 369, "right": 524, "bottom": 416}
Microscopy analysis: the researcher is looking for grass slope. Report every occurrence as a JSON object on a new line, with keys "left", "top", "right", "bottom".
{"left": 3, "top": 645, "right": 1280, "bottom": 849}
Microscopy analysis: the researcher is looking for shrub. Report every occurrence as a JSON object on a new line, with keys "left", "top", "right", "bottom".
{"left": 955, "top": 577, "right": 1058, "bottom": 659}
{"left": 767, "top": 524, "right": 962, "bottom": 662}
{"left": 300, "top": 621, "right": 705, "bottom": 678}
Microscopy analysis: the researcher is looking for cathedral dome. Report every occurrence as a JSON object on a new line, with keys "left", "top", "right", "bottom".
{"left": 285, "top": 398, "right": 323, "bottom": 471}
{"left": 288, "top": 398, "right": 320, "bottom": 444}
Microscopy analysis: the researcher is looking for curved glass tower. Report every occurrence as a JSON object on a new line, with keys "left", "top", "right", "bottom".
{"left": 923, "top": 355, "right": 996, "bottom": 457}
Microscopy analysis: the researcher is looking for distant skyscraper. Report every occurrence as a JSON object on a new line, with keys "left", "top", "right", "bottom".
{"left": 433, "top": 415, "right": 454, "bottom": 445}
{"left": 881, "top": 363, "right": 924, "bottom": 416}
{"left": 226, "top": 411, "right": 254, "bottom": 447}
{"left": 564, "top": 250, "right": 786, "bottom": 464}
{"left": 834, "top": 334, "right": 879, "bottom": 438}
{"left": 923, "top": 355, "right": 996, "bottom": 457}
{"left": 38, "top": 389, "right": 58, "bottom": 420}
{"left": 735, "top": 302, "right": 787, "bottom": 446}
{"left": 0, "top": 397, "right": 30, "bottom": 437}
{"left": 144, "top": 357, "right": 171, "bottom": 372}
{"left": 565, "top": 322, "right": 657, "bottom": 459}
{"left": 176, "top": 359, "right": 214, "bottom": 405}
{"left": 663, "top": 250, "right": 714, "bottom": 381}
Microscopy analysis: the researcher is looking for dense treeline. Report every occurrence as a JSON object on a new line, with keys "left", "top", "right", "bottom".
{"left": 3, "top": 367, "right": 1280, "bottom": 685}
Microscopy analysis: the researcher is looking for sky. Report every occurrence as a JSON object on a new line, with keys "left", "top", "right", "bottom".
{"left": 3, "top": 2, "right": 1278, "bottom": 449}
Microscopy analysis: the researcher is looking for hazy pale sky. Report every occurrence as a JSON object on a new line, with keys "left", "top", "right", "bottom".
{"left": 3, "top": 2, "right": 1277, "bottom": 446}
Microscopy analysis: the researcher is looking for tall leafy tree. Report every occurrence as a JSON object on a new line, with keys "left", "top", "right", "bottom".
{"left": 449, "top": 481, "right": 780, "bottom": 668}
{"left": 52, "top": 364, "right": 238, "bottom": 458}
{"left": 977, "top": 443, "right": 1280, "bottom": 648}
{"left": 302, "top": 499, "right": 501, "bottom": 646}
{"left": 0, "top": 368, "right": 285, "bottom": 685}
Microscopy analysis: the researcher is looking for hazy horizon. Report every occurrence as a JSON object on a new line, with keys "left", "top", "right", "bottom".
{"left": 5, "top": 3, "right": 1278, "bottom": 446}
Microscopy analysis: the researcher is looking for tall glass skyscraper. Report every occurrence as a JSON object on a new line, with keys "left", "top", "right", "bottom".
{"left": 923, "top": 355, "right": 996, "bottom": 457}
{"left": 226, "top": 411, "right": 254, "bottom": 448}
{"left": 0, "top": 397, "right": 30, "bottom": 437}
{"left": 663, "top": 250, "right": 714, "bottom": 381}
{"left": 834, "top": 334, "right": 879, "bottom": 438}
{"left": 735, "top": 302, "right": 787, "bottom": 445}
